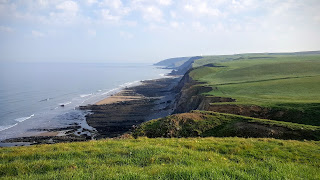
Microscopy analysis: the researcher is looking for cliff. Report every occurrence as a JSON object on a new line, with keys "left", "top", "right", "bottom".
{"left": 154, "top": 57, "right": 189, "bottom": 68}
{"left": 172, "top": 66, "right": 319, "bottom": 126}
{"left": 172, "top": 68, "right": 235, "bottom": 114}
{"left": 133, "top": 110, "right": 320, "bottom": 140}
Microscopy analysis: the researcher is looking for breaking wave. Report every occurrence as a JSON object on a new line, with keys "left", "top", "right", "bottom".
{"left": 15, "top": 114, "right": 35, "bottom": 122}
{"left": 0, "top": 123, "right": 18, "bottom": 132}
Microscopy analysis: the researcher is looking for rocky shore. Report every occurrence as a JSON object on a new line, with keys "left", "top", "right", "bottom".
{"left": 0, "top": 76, "right": 182, "bottom": 146}
{"left": 0, "top": 123, "right": 96, "bottom": 146}
{"left": 80, "top": 77, "right": 181, "bottom": 139}
{"left": 0, "top": 57, "right": 197, "bottom": 147}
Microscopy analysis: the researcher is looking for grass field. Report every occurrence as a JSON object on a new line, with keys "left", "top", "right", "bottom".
{"left": 1, "top": 137, "right": 320, "bottom": 179}
{"left": 189, "top": 54, "right": 320, "bottom": 125}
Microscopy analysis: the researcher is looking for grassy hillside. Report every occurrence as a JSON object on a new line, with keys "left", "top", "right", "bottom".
{"left": 1, "top": 138, "right": 320, "bottom": 179}
{"left": 2, "top": 52, "right": 320, "bottom": 179}
{"left": 189, "top": 54, "right": 320, "bottom": 125}
{"left": 133, "top": 111, "right": 320, "bottom": 140}
{"left": 154, "top": 57, "right": 190, "bottom": 68}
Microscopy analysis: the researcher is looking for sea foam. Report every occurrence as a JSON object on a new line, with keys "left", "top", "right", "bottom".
{"left": 101, "top": 88, "right": 119, "bottom": 95}
{"left": 80, "top": 94, "right": 92, "bottom": 98}
{"left": 119, "top": 80, "right": 140, "bottom": 88}
{"left": 15, "top": 114, "right": 35, "bottom": 122}
{"left": 59, "top": 102, "right": 72, "bottom": 106}
{"left": 0, "top": 123, "right": 18, "bottom": 132}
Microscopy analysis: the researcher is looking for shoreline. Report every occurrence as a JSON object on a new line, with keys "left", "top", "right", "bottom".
{"left": 0, "top": 74, "right": 182, "bottom": 146}
{"left": 80, "top": 76, "right": 181, "bottom": 139}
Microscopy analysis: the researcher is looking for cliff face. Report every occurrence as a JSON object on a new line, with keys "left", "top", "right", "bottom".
{"left": 173, "top": 71, "right": 208, "bottom": 113}
{"left": 170, "top": 56, "right": 203, "bottom": 75}
{"left": 173, "top": 70, "right": 235, "bottom": 114}
{"left": 172, "top": 68, "right": 313, "bottom": 126}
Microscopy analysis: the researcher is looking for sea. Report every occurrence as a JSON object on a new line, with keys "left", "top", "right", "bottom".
{"left": 0, "top": 62, "right": 171, "bottom": 141}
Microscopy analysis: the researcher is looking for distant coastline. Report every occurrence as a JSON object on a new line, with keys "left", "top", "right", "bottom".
{"left": 0, "top": 63, "right": 171, "bottom": 147}
{"left": 1, "top": 75, "right": 181, "bottom": 146}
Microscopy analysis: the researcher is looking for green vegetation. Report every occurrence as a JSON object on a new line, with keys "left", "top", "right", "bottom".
{"left": 2, "top": 52, "right": 320, "bottom": 179}
{"left": 189, "top": 54, "right": 320, "bottom": 125}
{"left": 1, "top": 137, "right": 320, "bottom": 179}
{"left": 133, "top": 111, "right": 320, "bottom": 140}
{"left": 154, "top": 57, "right": 190, "bottom": 68}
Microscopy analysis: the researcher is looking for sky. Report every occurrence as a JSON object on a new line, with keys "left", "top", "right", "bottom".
{"left": 0, "top": 0, "right": 320, "bottom": 63}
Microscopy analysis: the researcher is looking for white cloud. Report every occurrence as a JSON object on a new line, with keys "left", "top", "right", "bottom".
{"left": 1, "top": 0, "right": 319, "bottom": 62}
{"left": 184, "top": 1, "right": 221, "bottom": 17}
{"left": 141, "top": 6, "right": 164, "bottom": 22}
{"left": 56, "top": 1, "right": 78, "bottom": 13}
{"left": 229, "top": 0, "right": 257, "bottom": 13}
{"left": 157, "top": 0, "right": 172, "bottom": 6}
{"left": 120, "top": 31, "right": 133, "bottom": 39}
{"left": 42, "top": 0, "right": 80, "bottom": 24}
{"left": 131, "top": 0, "right": 172, "bottom": 6}
{"left": 86, "top": 0, "right": 98, "bottom": 5}
{"left": 170, "top": 11, "right": 177, "bottom": 18}
{"left": 170, "top": 21, "right": 180, "bottom": 28}
{"left": 314, "top": 15, "right": 320, "bottom": 23}
{"left": 88, "top": 29, "right": 96, "bottom": 37}
{"left": 129, "top": 0, "right": 171, "bottom": 23}
{"left": 0, "top": 25, "right": 13, "bottom": 33}
{"left": 192, "top": 21, "right": 207, "bottom": 32}
{"left": 100, "top": 0, "right": 123, "bottom": 9}
{"left": 32, "top": 30, "right": 45, "bottom": 37}
{"left": 198, "top": 2, "right": 221, "bottom": 17}
{"left": 184, "top": 4, "right": 193, "bottom": 12}
{"left": 211, "top": 23, "right": 225, "bottom": 32}
{"left": 101, "top": 9, "right": 121, "bottom": 22}
{"left": 0, "top": 1, "right": 17, "bottom": 18}
{"left": 36, "top": 0, "right": 49, "bottom": 8}
{"left": 98, "top": 0, "right": 131, "bottom": 23}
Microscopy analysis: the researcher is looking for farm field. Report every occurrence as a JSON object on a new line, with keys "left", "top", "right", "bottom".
{"left": 190, "top": 54, "right": 320, "bottom": 125}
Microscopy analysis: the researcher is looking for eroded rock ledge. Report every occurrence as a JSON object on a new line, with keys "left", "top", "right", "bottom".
{"left": 80, "top": 77, "right": 181, "bottom": 139}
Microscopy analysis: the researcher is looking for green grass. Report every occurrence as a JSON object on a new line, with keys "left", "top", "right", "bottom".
{"left": 189, "top": 54, "right": 320, "bottom": 125}
{"left": 207, "top": 76, "right": 320, "bottom": 105}
{"left": 2, "top": 53, "right": 320, "bottom": 179}
{"left": 133, "top": 111, "right": 320, "bottom": 140}
{"left": 1, "top": 137, "right": 320, "bottom": 179}
{"left": 192, "top": 55, "right": 320, "bottom": 86}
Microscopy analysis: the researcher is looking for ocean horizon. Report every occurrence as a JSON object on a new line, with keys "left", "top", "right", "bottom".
{"left": 0, "top": 62, "right": 171, "bottom": 140}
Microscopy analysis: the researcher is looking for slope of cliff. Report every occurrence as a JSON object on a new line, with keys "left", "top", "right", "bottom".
{"left": 172, "top": 53, "right": 320, "bottom": 126}
{"left": 133, "top": 110, "right": 320, "bottom": 140}
{"left": 154, "top": 57, "right": 190, "bottom": 69}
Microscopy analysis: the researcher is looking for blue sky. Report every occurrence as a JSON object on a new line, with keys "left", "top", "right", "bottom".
{"left": 0, "top": 0, "right": 320, "bottom": 63}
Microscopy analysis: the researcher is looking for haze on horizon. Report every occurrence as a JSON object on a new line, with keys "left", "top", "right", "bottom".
{"left": 0, "top": 0, "right": 319, "bottom": 63}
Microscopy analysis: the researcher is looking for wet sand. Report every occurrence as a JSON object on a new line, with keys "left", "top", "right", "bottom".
{"left": 1, "top": 76, "right": 181, "bottom": 146}
{"left": 80, "top": 77, "right": 181, "bottom": 139}
{"left": 95, "top": 90, "right": 144, "bottom": 105}
{"left": 1, "top": 125, "right": 95, "bottom": 146}
{"left": 34, "top": 131, "right": 60, "bottom": 136}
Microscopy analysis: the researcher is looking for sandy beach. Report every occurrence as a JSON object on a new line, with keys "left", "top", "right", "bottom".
{"left": 1, "top": 76, "right": 181, "bottom": 146}
{"left": 95, "top": 90, "right": 144, "bottom": 105}
{"left": 80, "top": 77, "right": 181, "bottom": 138}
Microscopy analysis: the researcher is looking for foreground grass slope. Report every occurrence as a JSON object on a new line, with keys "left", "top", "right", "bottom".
{"left": 1, "top": 138, "right": 320, "bottom": 179}
{"left": 189, "top": 54, "right": 320, "bottom": 125}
